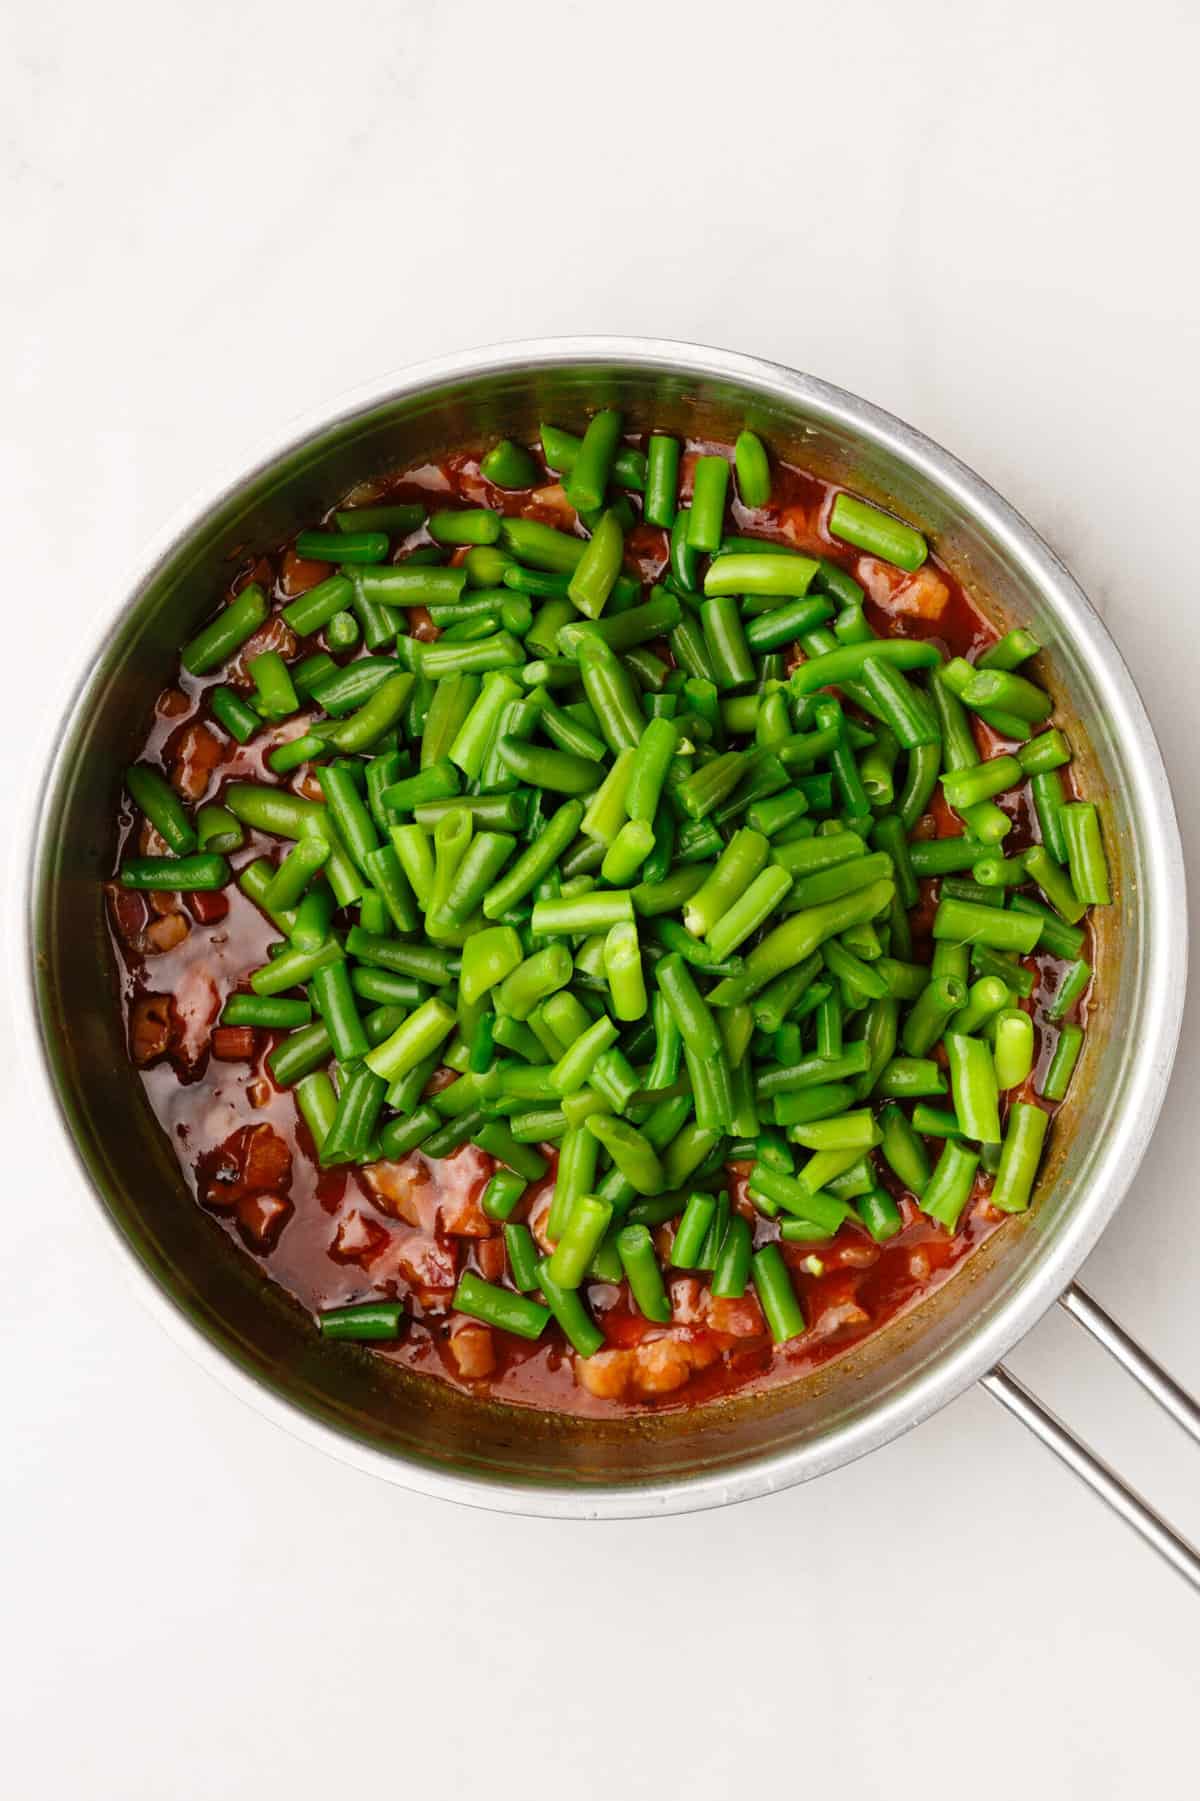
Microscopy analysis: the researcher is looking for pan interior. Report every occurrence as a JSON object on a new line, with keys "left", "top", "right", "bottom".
{"left": 29, "top": 344, "right": 1175, "bottom": 1504}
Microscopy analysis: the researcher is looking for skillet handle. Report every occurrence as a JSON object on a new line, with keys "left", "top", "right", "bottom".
{"left": 981, "top": 1281, "right": 1200, "bottom": 1592}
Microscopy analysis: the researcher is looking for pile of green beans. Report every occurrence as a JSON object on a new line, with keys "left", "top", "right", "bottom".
{"left": 119, "top": 416, "right": 1108, "bottom": 1354}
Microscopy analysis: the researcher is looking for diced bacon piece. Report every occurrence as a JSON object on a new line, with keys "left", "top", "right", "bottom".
{"left": 145, "top": 911, "right": 190, "bottom": 953}
{"left": 526, "top": 483, "right": 577, "bottom": 529}
{"left": 476, "top": 1237, "right": 506, "bottom": 1283}
{"left": 129, "top": 993, "right": 175, "bottom": 1066}
{"left": 447, "top": 462, "right": 492, "bottom": 507}
{"left": 171, "top": 963, "right": 220, "bottom": 1071}
{"left": 170, "top": 722, "right": 222, "bottom": 802}
{"left": 631, "top": 1336, "right": 695, "bottom": 1396}
{"left": 855, "top": 556, "right": 909, "bottom": 605}
{"left": 892, "top": 567, "right": 949, "bottom": 621}
{"left": 361, "top": 1157, "right": 433, "bottom": 1228}
{"left": 184, "top": 889, "right": 230, "bottom": 926}
{"left": 139, "top": 821, "right": 171, "bottom": 858}
{"left": 199, "top": 1122, "right": 293, "bottom": 1225}
{"left": 440, "top": 1182, "right": 492, "bottom": 1238}
{"left": 407, "top": 605, "right": 439, "bottom": 642}
{"left": 331, "top": 1209, "right": 390, "bottom": 1266}
{"left": 230, "top": 617, "right": 298, "bottom": 682}
{"left": 776, "top": 503, "right": 826, "bottom": 556}
{"left": 212, "top": 1026, "right": 257, "bottom": 1061}
{"left": 833, "top": 1241, "right": 879, "bottom": 1270}
{"left": 448, "top": 1322, "right": 496, "bottom": 1380}
{"left": 241, "top": 1122, "right": 292, "bottom": 1192}
{"left": 667, "top": 1276, "right": 706, "bottom": 1324}
{"left": 236, "top": 1192, "right": 292, "bottom": 1252}
{"left": 708, "top": 1293, "right": 765, "bottom": 1338}
{"left": 528, "top": 1186, "right": 554, "bottom": 1254}
{"left": 576, "top": 1348, "right": 633, "bottom": 1399}
{"left": 246, "top": 1078, "right": 272, "bottom": 1110}
{"left": 811, "top": 1298, "right": 871, "bottom": 1339}
{"left": 396, "top": 1233, "right": 458, "bottom": 1295}
{"left": 279, "top": 549, "right": 330, "bottom": 596}
{"left": 156, "top": 687, "right": 190, "bottom": 719}
{"left": 625, "top": 522, "right": 669, "bottom": 583}
{"left": 341, "top": 477, "right": 390, "bottom": 507}
{"left": 107, "top": 884, "right": 148, "bottom": 950}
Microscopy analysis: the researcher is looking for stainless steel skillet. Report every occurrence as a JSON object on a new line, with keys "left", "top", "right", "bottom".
{"left": 24, "top": 338, "right": 1197, "bottom": 1581}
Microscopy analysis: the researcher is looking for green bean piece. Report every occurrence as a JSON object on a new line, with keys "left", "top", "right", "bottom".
{"left": 706, "top": 1214, "right": 750, "bottom": 1299}
{"left": 752, "top": 1245, "right": 807, "bottom": 1342}
{"left": 993, "top": 1008, "right": 1035, "bottom": 1088}
{"left": 988, "top": 1102, "right": 1049, "bottom": 1213}
{"left": 901, "top": 973, "right": 966, "bottom": 1058}
{"left": 454, "top": 1271, "right": 550, "bottom": 1341}
{"left": 617, "top": 1225, "right": 672, "bottom": 1322}
{"left": 377, "top": 1105, "right": 440, "bottom": 1159}
{"left": 363, "top": 996, "right": 457, "bottom": 1083}
{"left": 568, "top": 508, "right": 624, "bottom": 619}
{"left": 495, "top": 944, "right": 573, "bottom": 1020}
{"left": 585, "top": 1114, "right": 666, "bottom": 1196}
{"left": 209, "top": 684, "right": 262, "bottom": 744}
{"left": 950, "top": 975, "right": 1011, "bottom": 1038}
{"left": 1029, "top": 769, "right": 1069, "bottom": 864}
{"left": 311, "top": 961, "right": 369, "bottom": 1061}
{"left": 857, "top": 1188, "right": 904, "bottom": 1243}
{"left": 687, "top": 456, "right": 730, "bottom": 553}
{"left": 643, "top": 433, "right": 680, "bottom": 527}
{"left": 961, "top": 667, "right": 1052, "bottom": 726}
{"left": 945, "top": 1032, "right": 1002, "bottom": 1143}
{"left": 922, "top": 1138, "right": 981, "bottom": 1232}
{"left": 181, "top": 583, "right": 269, "bottom": 675}
{"left": 932, "top": 897, "right": 1042, "bottom": 954}
{"left": 318, "top": 1301, "right": 405, "bottom": 1341}
{"left": 327, "top": 610, "right": 360, "bottom": 651}
{"left": 481, "top": 439, "right": 540, "bottom": 489}
{"left": 320, "top": 1062, "right": 387, "bottom": 1166}
{"left": 125, "top": 764, "right": 197, "bottom": 855}
{"left": 535, "top": 1260, "right": 605, "bottom": 1357}
{"left": 879, "top": 1104, "right": 931, "bottom": 1196}
{"left": 475, "top": 1114, "right": 549, "bottom": 1181}
{"left": 564, "top": 410, "right": 622, "bottom": 513}
{"left": 1040, "top": 1024, "right": 1083, "bottom": 1102}
{"left": 577, "top": 636, "right": 644, "bottom": 756}
{"left": 828, "top": 494, "right": 926, "bottom": 571}
{"left": 704, "top": 551, "right": 820, "bottom": 600}
{"left": 482, "top": 800, "right": 585, "bottom": 918}
{"left": 671, "top": 1192, "right": 717, "bottom": 1268}
{"left": 1061, "top": 801, "right": 1110, "bottom": 906}
{"left": 604, "top": 921, "right": 648, "bottom": 1021}
{"left": 504, "top": 1223, "right": 542, "bottom": 1292}
{"left": 295, "top": 1070, "right": 337, "bottom": 1150}
{"left": 734, "top": 430, "right": 771, "bottom": 507}
{"left": 550, "top": 1015, "right": 618, "bottom": 1097}
{"left": 120, "top": 854, "right": 230, "bottom": 891}
{"left": 221, "top": 994, "right": 310, "bottom": 1031}
{"left": 1047, "top": 957, "right": 1091, "bottom": 1021}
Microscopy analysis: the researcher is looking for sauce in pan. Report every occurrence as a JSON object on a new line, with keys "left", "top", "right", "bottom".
{"left": 108, "top": 440, "right": 1092, "bottom": 1416}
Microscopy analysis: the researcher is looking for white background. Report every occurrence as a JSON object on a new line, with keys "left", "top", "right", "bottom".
{"left": 4, "top": 2, "right": 1198, "bottom": 1794}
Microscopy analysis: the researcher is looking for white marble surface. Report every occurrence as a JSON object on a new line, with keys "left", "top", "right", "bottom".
{"left": 4, "top": 3, "right": 1198, "bottom": 1795}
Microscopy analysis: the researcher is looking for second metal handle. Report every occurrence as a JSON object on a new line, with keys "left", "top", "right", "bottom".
{"left": 982, "top": 1281, "right": 1200, "bottom": 1592}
